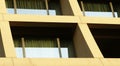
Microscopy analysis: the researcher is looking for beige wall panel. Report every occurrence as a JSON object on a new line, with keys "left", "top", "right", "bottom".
{"left": 0, "top": 15, "right": 3, "bottom": 21}
{"left": 69, "top": 0, "right": 83, "bottom": 16}
{"left": 100, "top": 59, "right": 120, "bottom": 66}
{"left": 0, "top": 58, "right": 13, "bottom": 66}
{"left": 81, "top": 17, "right": 120, "bottom": 24}
{"left": 4, "top": 14, "right": 79, "bottom": 23}
{"left": 73, "top": 25, "right": 93, "bottom": 57}
{"left": 78, "top": 24, "right": 103, "bottom": 58}
{"left": 1, "top": 58, "right": 120, "bottom": 66}
{"left": 0, "top": 0, "right": 7, "bottom": 13}
{"left": 28, "top": 58, "right": 102, "bottom": 66}
{"left": 1, "top": 58, "right": 103, "bottom": 66}
{"left": 13, "top": 58, "right": 33, "bottom": 66}
{"left": 0, "top": 22, "right": 16, "bottom": 57}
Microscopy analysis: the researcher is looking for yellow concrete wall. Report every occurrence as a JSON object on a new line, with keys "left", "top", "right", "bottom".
{"left": 0, "top": 0, "right": 120, "bottom": 66}
{"left": 0, "top": 58, "right": 120, "bottom": 66}
{"left": 69, "top": 0, "right": 83, "bottom": 16}
{"left": 0, "top": 0, "right": 7, "bottom": 14}
{"left": 81, "top": 17, "right": 120, "bottom": 24}
{"left": 0, "top": 22, "right": 16, "bottom": 57}
{"left": 3, "top": 14, "right": 79, "bottom": 23}
{"left": 0, "top": 0, "right": 16, "bottom": 57}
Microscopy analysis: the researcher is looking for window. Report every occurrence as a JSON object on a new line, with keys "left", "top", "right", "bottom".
{"left": 88, "top": 24, "right": 120, "bottom": 58}
{"left": 112, "top": 0, "right": 120, "bottom": 17}
{"left": 5, "top": 0, "right": 62, "bottom": 15}
{"left": 10, "top": 22, "right": 77, "bottom": 58}
{"left": 48, "top": 0, "right": 62, "bottom": 15}
{"left": 78, "top": 0, "right": 118, "bottom": 17}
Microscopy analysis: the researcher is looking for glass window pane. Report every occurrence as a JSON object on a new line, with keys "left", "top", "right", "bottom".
{"left": 14, "top": 38, "right": 23, "bottom": 58}
{"left": 25, "top": 37, "right": 57, "bottom": 47}
{"left": 24, "top": 37, "right": 59, "bottom": 58}
{"left": 14, "top": 37, "right": 62, "bottom": 58}
{"left": 5, "top": 0, "right": 14, "bottom": 8}
{"left": 5, "top": 0, "right": 14, "bottom": 14}
{"left": 113, "top": 1, "right": 120, "bottom": 17}
{"left": 83, "top": 1, "right": 110, "bottom": 12}
{"left": 48, "top": 0, "right": 62, "bottom": 15}
{"left": 78, "top": 0, "right": 116, "bottom": 17}
{"left": 84, "top": 1, "right": 112, "bottom": 17}
{"left": 60, "top": 38, "right": 76, "bottom": 58}
{"left": 16, "top": 0, "right": 47, "bottom": 15}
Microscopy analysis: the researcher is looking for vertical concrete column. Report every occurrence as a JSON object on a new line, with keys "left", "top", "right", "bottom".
{"left": 0, "top": 0, "right": 7, "bottom": 14}
{"left": 78, "top": 24, "right": 103, "bottom": 58}
{"left": 68, "top": 0, "right": 83, "bottom": 16}
{"left": 0, "top": 22, "right": 16, "bottom": 57}
{"left": 73, "top": 25, "right": 93, "bottom": 57}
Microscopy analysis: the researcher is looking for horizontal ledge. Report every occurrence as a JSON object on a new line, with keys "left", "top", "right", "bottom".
{"left": 3, "top": 14, "right": 79, "bottom": 23}
{"left": 0, "top": 58, "right": 120, "bottom": 66}
{"left": 81, "top": 17, "right": 120, "bottom": 24}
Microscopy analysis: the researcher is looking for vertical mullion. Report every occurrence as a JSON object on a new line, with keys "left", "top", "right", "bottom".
{"left": 80, "top": 1, "right": 85, "bottom": 16}
{"left": 21, "top": 37, "right": 26, "bottom": 58}
{"left": 109, "top": 2, "right": 115, "bottom": 17}
{"left": 57, "top": 38, "right": 62, "bottom": 58}
{"left": 13, "top": 0, "right": 17, "bottom": 14}
{"left": 45, "top": 0, "right": 49, "bottom": 15}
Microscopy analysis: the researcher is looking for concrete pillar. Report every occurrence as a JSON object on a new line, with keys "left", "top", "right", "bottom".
{"left": 78, "top": 24, "right": 103, "bottom": 58}
{"left": 0, "top": 22, "right": 16, "bottom": 57}
{"left": 73, "top": 25, "right": 93, "bottom": 57}
{"left": 69, "top": 0, "right": 83, "bottom": 16}
{"left": 0, "top": 0, "right": 7, "bottom": 14}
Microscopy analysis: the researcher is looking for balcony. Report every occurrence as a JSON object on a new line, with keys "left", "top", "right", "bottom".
{"left": 10, "top": 22, "right": 77, "bottom": 58}
{"left": 5, "top": 0, "right": 73, "bottom": 15}
{"left": 78, "top": 0, "right": 120, "bottom": 17}
{"left": 10, "top": 22, "right": 93, "bottom": 58}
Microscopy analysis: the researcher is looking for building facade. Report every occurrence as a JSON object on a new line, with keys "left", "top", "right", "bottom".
{"left": 0, "top": 0, "right": 120, "bottom": 66}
